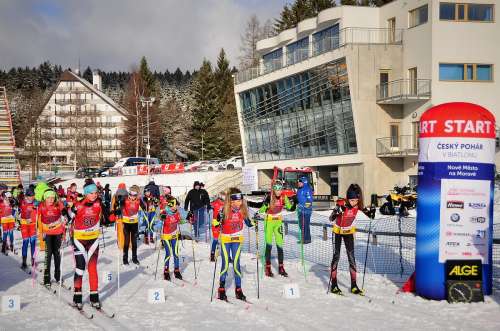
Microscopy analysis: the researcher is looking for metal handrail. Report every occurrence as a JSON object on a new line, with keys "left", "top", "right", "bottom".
{"left": 236, "top": 27, "right": 404, "bottom": 84}
{"left": 376, "top": 135, "right": 418, "bottom": 156}
{"left": 376, "top": 79, "right": 431, "bottom": 102}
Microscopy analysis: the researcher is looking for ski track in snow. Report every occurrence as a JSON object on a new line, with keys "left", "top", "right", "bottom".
{"left": 1, "top": 228, "right": 500, "bottom": 331}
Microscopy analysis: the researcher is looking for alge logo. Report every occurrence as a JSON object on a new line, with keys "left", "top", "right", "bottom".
{"left": 447, "top": 201, "right": 464, "bottom": 209}
{"left": 470, "top": 216, "right": 486, "bottom": 224}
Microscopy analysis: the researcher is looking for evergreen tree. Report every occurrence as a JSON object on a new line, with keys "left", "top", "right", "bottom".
{"left": 83, "top": 66, "right": 93, "bottom": 83}
{"left": 275, "top": 0, "right": 335, "bottom": 32}
{"left": 191, "top": 59, "right": 218, "bottom": 159}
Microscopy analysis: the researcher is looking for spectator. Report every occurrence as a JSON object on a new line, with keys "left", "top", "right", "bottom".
{"left": 184, "top": 181, "right": 210, "bottom": 238}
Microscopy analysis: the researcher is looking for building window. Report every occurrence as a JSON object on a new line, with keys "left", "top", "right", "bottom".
{"left": 409, "top": 4, "right": 429, "bottom": 28}
{"left": 312, "top": 24, "right": 340, "bottom": 56}
{"left": 263, "top": 48, "right": 283, "bottom": 74}
{"left": 286, "top": 37, "right": 309, "bottom": 65}
{"left": 439, "top": 63, "right": 493, "bottom": 81}
{"left": 440, "top": 3, "right": 494, "bottom": 22}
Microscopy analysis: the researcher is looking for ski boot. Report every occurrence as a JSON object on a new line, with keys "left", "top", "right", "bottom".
{"left": 235, "top": 287, "right": 246, "bottom": 301}
{"left": 90, "top": 293, "right": 101, "bottom": 309}
{"left": 73, "top": 291, "right": 83, "bottom": 310}
{"left": 210, "top": 252, "right": 215, "bottom": 262}
{"left": 123, "top": 254, "right": 129, "bottom": 265}
{"left": 1, "top": 242, "right": 6, "bottom": 255}
{"left": 218, "top": 284, "right": 227, "bottom": 301}
{"left": 330, "top": 284, "right": 343, "bottom": 295}
{"left": 9, "top": 244, "right": 14, "bottom": 253}
{"left": 265, "top": 262, "right": 274, "bottom": 277}
{"left": 149, "top": 236, "right": 154, "bottom": 244}
{"left": 132, "top": 257, "right": 140, "bottom": 265}
{"left": 174, "top": 268, "right": 182, "bottom": 280}
{"left": 278, "top": 264, "right": 288, "bottom": 277}
{"left": 351, "top": 284, "right": 364, "bottom": 296}
{"left": 218, "top": 287, "right": 227, "bottom": 301}
{"left": 144, "top": 236, "right": 149, "bottom": 245}
{"left": 164, "top": 268, "right": 171, "bottom": 281}
{"left": 21, "top": 256, "right": 28, "bottom": 270}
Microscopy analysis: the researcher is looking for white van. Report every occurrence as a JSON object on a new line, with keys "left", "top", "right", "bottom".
{"left": 109, "top": 157, "right": 159, "bottom": 176}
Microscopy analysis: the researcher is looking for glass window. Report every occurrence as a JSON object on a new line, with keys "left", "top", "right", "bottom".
{"left": 312, "top": 24, "right": 340, "bottom": 56}
{"left": 263, "top": 48, "right": 283, "bottom": 74}
{"left": 286, "top": 37, "right": 309, "bottom": 65}
{"left": 409, "top": 5, "right": 428, "bottom": 28}
{"left": 440, "top": 3, "right": 456, "bottom": 19}
{"left": 468, "top": 4, "right": 494, "bottom": 21}
{"left": 439, "top": 64, "right": 464, "bottom": 80}
{"left": 458, "top": 4, "right": 466, "bottom": 20}
{"left": 440, "top": 63, "right": 493, "bottom": 81}
{"left": 440, "top": 2, "right": 495, "bottom": 21}
{"left": 476, "top": 64, "right": 493, "bottom": 81}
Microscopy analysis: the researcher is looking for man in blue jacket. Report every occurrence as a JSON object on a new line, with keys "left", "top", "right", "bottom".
{"left": 296, "top": 176, "right": 313, "bottom": 244}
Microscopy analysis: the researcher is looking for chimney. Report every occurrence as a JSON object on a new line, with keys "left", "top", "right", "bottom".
{"left": 92, "top": 71, "right": 102, "bottom": 91}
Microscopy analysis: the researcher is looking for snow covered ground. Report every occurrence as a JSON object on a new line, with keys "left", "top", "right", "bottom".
{"left": 1, "top": 226, "right": 500, "bottom": 331}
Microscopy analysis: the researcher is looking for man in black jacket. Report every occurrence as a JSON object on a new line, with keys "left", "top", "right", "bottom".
{"left": 184, "top": 181, "right": 210, "bottom": 238}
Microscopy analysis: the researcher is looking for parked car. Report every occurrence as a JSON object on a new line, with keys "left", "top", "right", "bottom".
{"left": 185, "top": 161, "right": 204, "bottom": 172}
{"left": 109, "top": 157, "right": 159, "bottom": 176}
{"left": 75, "top": 167, "right": 100, "bottom": 178}
{"left": 98, "top": 162, "right": 116, "bottom": 177}
{"left": 218, "top": 156, "right": 243, "bottom": 170}
{"left": 198, "top": 160, "right": 220, "bottom": 172}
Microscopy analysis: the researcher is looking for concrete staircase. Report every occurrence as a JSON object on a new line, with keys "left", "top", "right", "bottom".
{"left": 0, "top": 87, "right": 21, "bottom": 187}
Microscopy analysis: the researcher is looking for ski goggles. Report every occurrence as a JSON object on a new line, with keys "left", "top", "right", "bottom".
{"left": 272, "top": 184, "right": 283, "bottom": 191}
{"left": 167, "top": 199, "right": 177, "bottom": 208}
{"left": 230, "top": 193, "right": 243, "bottom": 201}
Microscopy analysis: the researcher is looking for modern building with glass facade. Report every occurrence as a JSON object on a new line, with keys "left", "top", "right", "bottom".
{"left": 234, "top": 1, "right": 499, "bottom": 198}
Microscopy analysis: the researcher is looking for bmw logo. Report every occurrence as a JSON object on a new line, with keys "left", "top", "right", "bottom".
{"left": 450, "top": 213, "right": 461, "bottom": 222}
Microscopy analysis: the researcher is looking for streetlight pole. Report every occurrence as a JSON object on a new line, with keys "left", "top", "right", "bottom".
{"left": 140, "top": 96, "right": 155, "bottom": 180}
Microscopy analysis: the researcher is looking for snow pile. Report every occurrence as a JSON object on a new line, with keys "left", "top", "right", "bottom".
{"left": 1, "top": 227, "right": 500, "bottom": 330}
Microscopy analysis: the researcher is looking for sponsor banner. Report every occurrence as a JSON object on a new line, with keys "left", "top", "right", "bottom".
{"left": 418, "top": 138, "right": 495, "bottom": 164}
{"left": 415, "top": 102, "right": 495, "bottom": 300}
{"left": 439, "top": 179, "right": 489, "bottom": 263}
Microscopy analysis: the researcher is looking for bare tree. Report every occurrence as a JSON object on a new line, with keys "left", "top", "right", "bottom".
{"left": 238, "top": 15, "right": 264, "bottom": 70}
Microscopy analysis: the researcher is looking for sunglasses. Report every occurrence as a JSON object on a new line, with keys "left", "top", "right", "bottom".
{"left": 230, "top": 193, "right": 243, "bottom": 201}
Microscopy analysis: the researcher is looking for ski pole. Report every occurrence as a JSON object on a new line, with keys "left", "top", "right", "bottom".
{"left": 191, "top": 224, "right": 197, "bottom": 280}
{"left": 361, "top": 208, "right": 375, "bottom": 290}
{"left": 154, "top": 238, "right": 162, "bottom": 280}
{"left": 210, "top": 232, "right": 221, "bottom": 302}
{"left": 298, "top": 210, "right": 307, "bottom": 281}
{"left": 254, "top": 218, "right": 260, "bottom": 299}
{"left": 326, "top": 228, "right": 334, "bottom": 294}
{"left": 58, "top": 227, "right": 66, "bottom": 300}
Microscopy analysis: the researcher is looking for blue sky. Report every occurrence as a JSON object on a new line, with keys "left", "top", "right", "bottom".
{"left": 0, "top": 0, "right": 284, "bottom": 71}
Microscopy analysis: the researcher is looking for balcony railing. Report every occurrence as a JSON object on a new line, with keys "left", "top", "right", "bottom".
{"left": 376, "top": 79, "right": 431, "bottom": 104}
{"left": 376, "top": 135, "right": 418, "bottom": 157}
{"left": 235, "top": 27, "right": 404, "bottom": 84}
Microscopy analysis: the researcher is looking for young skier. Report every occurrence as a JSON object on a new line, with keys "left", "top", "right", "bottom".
{"left": 159, "top": 196, "right": 185, "bottom": 281}
{"left": 328, "top": 184, "right": 376, "bottom": 295}
{"left": 70, "top": 183, "right": 103, "bottom": 309}
{"left": 0, "top": 191, "right": 16, "bottom": 254}
{"left": 117, "top": 185, "right": 145, "bottom": 265}
{"left": 249, "top": 181, "right": 295, "bottom": 277}
{"left": 19, "top": 189, "right": 37, "bottom": 268}
{"left": 142, "top": 187, "right": 159, "bottom": 244}
{"left": 209, "top": 192, "right": 225, "bottom": 262}
{"left": 215, "top": 187, "right": 253, "bottom": 301}
{"left": 38, "top": 190, "right": 68, "bottom": 287}
{"left": 111, "top": 183, "right": 128, "bottom": 250}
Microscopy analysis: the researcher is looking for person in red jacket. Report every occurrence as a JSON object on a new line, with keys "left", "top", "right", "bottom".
{"left": 215, "top": 187, "right": 253, "bottom": 301}
{"left": 209, "top": 192, "right": 225, "bottom": 262}
{"left": 328, "top": 184, "right": 375, "bottom": 296}
{"left": 19, "top": 189, "right": 37, "bottom": 269}
{"left": 38, "top": 190, "right": 67, "bottom": 287}
{"left": 116, "top": 185, "right": 145, "bottom": 265}
{"left": 0, "top": 191, "right": 16, "bottom": 255}
{"left": 71, "top": 183, "right": 103, "bottom": 310}
{"left": 66, "top": 183, "right": 80, "bottom": 207}
{"left": 159, "top": 196, "right": 185, "bottom": 281}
